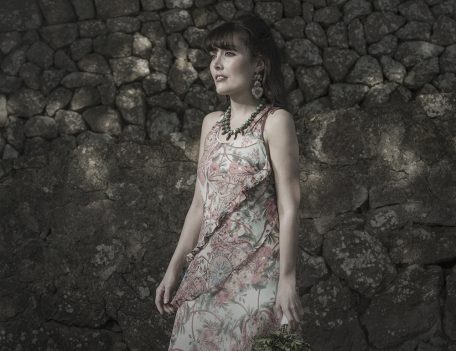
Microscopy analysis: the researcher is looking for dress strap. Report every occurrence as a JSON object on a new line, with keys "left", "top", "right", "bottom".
{"left": 253, "top": 105, "right": 281, "bottom": 141}
{"left": 260, "top": 105, "right": 280, "bottom": 132}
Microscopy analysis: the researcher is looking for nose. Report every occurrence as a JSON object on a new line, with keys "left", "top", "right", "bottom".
{"left": 212, "top": 52, "right": 222, "bottom": 69}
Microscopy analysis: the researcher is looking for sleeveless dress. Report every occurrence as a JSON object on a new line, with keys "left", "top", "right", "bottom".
{"left": 168, "top": 104, "right": 282, "bottom": 351}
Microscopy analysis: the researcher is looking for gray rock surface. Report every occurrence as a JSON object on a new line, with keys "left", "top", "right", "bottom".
{"left": 70, "top": 86, "right": 101, "bottom": 110}
{"left": 346, "top": 55, "right": 383, "bottom": 87}
{"left": 24, "top": 115, "right": 58, "bottom": 139}
{"left": 364, "top": 12, "right": 406, "bottom": 44}
{"left": 167, "top": 58, "right": 198, "bottom": 95}
{"left": 1, "top": 1, "right": 456, "bottom": 350}
{"left": 72, "top": 0, "right": 96, "bottom": 20}
{"left": 94, "top": 0, "right": 140, "bottom": 18}
{"left": 305, "top": 22, "right": 327, "bottom": 48}
{"left": 1, "top": 45, "right": 28, "bottom": 76}
{"left": 324, "top": 47, "right": 360, "bottom": 82}
{"left": 0, "top": 0, "right": 41, "bottom": 31}
{"left": 285, "top": 38, "right": 322, "bottom": 66}
{"left": 55, "top": 110, "right": 87, "bottom": 135}
{"left": 116, "top": 84, "right": 146, "bottom": 125}
{"left": 40, "top": 23, "right": 79, "bottom": 49}
{"left": 395, "top": 41, "right": 444, "bottom": 68}
{"left": 296, "top": 65, "right": 331, "bottom": 102}
{"left": 313, "top": 6, "right": 342, "bottom": 26}
{"left": 444, "top": 268, "right": 456, "bottom": 341}
{"left": 19, "top": 62, "right": 41, "bottom": 90}
{"left": 161, "top": 9, "right": 193, "bottom": 33}
{"left": 360, "top": 265, "right": 443, "bottom": 349}
{"left": 38, "top": 0, "right": 76, "bottom": 24}
{"left": 93, "top": 32, "right": 133, "bottom": 58}
{"left": 441, "top": 44, "right": 456, "bottom": 73}
{"left": 7, "top": 88, "right": 46, "bottom": 117}
{"left": 77, "top": 53, "right": 111, "bottom": 74}
{"left": 323, "top": 228, "right": 396, "bottom": 297}
{"left": 82, "top": 105, "right": 123, "bottom": 136}
{"left": 110, "top": 56, "right": 150, "bottom": 86}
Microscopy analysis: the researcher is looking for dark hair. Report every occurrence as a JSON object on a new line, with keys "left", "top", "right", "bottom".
{"left": 203, "top": 12, "right": 288, "bottom": 110}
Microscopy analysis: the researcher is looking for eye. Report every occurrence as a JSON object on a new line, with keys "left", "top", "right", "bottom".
{"left": 209, "top": 51, "right": 218, "bottom": 59}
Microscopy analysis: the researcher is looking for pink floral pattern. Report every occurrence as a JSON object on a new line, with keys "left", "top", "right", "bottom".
{"left": 169, "top": 105, "right": 282, "bottom": 350}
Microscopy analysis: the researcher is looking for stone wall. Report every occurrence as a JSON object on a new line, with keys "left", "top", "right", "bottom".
{"left": 0, "top": 0, "right": 456, "bottom": 350}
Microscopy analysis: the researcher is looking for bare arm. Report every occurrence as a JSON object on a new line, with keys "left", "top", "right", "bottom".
{"left": 266, "top": 108, "right": 304, "bottom": 329}
{"left": 156, "top": 111, "right": 221, "bottom": 314}
{"left": 166, "top": 111, "right": 221, "bottom": 275}
{"left": 166, "top": 203, "right": 203, "bottom": 275}
{"left": 266, "top": 109, "right": 301, "bottom": 280}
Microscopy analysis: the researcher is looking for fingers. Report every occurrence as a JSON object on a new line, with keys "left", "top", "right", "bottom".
{"left": 155, "top": 284, "right": 165, "bottom": 315}
{"left": 156, "top": 283, "right": 177, "bottom": 315}
{"left": 276, "top": 307, "right": 296, "bottom": 332}
{"left": 164, "top": 303, "right": 176, "bottom": 314}
{"left": 283, "top": 309, "right": 295, "bottom": 331}
{"left": 273, "top": 304, "right": 283, "bottom": 323}
{"left": 289, "top": 320, "right": 301, "bottom": 333}
{"left": 290, "top": 302, "right": 302, "bottom": 324}
{"left": 164, "top": 286, "right": 170, "bottom": 305}
{"left": 276, "top": 305, "right": 299, "bottom": 322}
{"left": 163, "top": 284, "right": 177, "bottom": 314}
{"left": 275, "top": 299, "right": 305, "bottom": 332}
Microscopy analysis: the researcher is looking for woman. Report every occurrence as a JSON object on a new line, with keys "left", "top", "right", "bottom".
{"left": 155, "top": 12, "right": 304, "bottom": 350}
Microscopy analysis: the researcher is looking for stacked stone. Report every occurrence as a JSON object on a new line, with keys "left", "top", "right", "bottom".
{"left": 0, "top": 0, "right": 455, "bottom": 160}
{"left": 0, "top": 1, "right": 456, "bottom": 351}
{"left": 289, "top": 0, "right": 456, "bottom": 115}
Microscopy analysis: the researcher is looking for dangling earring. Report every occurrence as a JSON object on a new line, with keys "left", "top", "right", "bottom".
{"left": 251, "top": 71, "right": 264, "bottom": 99}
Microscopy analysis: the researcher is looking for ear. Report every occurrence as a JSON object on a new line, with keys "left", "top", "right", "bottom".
{"left": 255, "top": 56, "right": 265, "bottom": 72}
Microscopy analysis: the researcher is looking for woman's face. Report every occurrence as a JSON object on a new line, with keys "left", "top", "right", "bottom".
{"left": 209, "top": 35, "right": 261, "bottom": 98}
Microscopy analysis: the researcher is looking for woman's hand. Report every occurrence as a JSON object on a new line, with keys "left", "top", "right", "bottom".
{"left": 155, "top": 268, "right": 180, "bottom": 315}
{"left": 274, "top": 275, "right": 304, "bottom": 332}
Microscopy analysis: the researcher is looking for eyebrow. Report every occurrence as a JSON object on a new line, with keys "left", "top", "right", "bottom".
{"left": 209, "top": 47, "right": 239, "bottom": 52}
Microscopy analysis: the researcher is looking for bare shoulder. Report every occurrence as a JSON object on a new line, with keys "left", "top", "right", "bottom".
{"left": 263, "top": 108, "right": 295, "bottom": 144}
{"left": 205, "top": 110, "right": 224, "bottom": 127}
{"left": 200, "top": 110, "right": 224, "bottom": 140}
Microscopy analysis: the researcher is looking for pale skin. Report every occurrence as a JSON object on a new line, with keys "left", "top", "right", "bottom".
{"left": 155, "top": 34, "right": 304, "bottom": 332}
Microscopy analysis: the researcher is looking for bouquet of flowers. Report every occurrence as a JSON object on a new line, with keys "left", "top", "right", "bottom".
{"left": 252, "top": 316, "right": 312, "bottom": 351}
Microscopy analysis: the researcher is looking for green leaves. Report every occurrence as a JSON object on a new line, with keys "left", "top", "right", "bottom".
{"left": 252, "top": 325, "right": 312, "bottom": 351}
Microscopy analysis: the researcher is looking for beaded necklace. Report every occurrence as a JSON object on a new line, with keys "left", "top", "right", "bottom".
{"left": 220, "top": 99, "right": 266, "bottom": 140}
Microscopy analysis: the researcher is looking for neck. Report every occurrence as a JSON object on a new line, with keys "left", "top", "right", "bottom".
{"left": 228, "top": 95, "right": 264, "bottom": 122}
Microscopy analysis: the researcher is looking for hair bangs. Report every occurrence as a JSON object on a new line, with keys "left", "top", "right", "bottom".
{"left": 204, "top": 24, "right": 249, "bottom": 54}
{"left": 204, "top": 13, "right": 288, "bottom": 109}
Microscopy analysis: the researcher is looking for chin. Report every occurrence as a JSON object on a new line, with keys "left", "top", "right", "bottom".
{"left": 216, "top": 88, "right": 230, "bottom": 95}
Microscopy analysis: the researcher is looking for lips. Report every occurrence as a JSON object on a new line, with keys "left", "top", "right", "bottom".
{"left": 215, "top": 75, "right": 227, "bottom": 81}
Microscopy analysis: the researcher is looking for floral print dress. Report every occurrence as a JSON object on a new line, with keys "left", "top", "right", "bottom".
{"left": 169, "top": 104, "right": 282, "bottom": 351}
